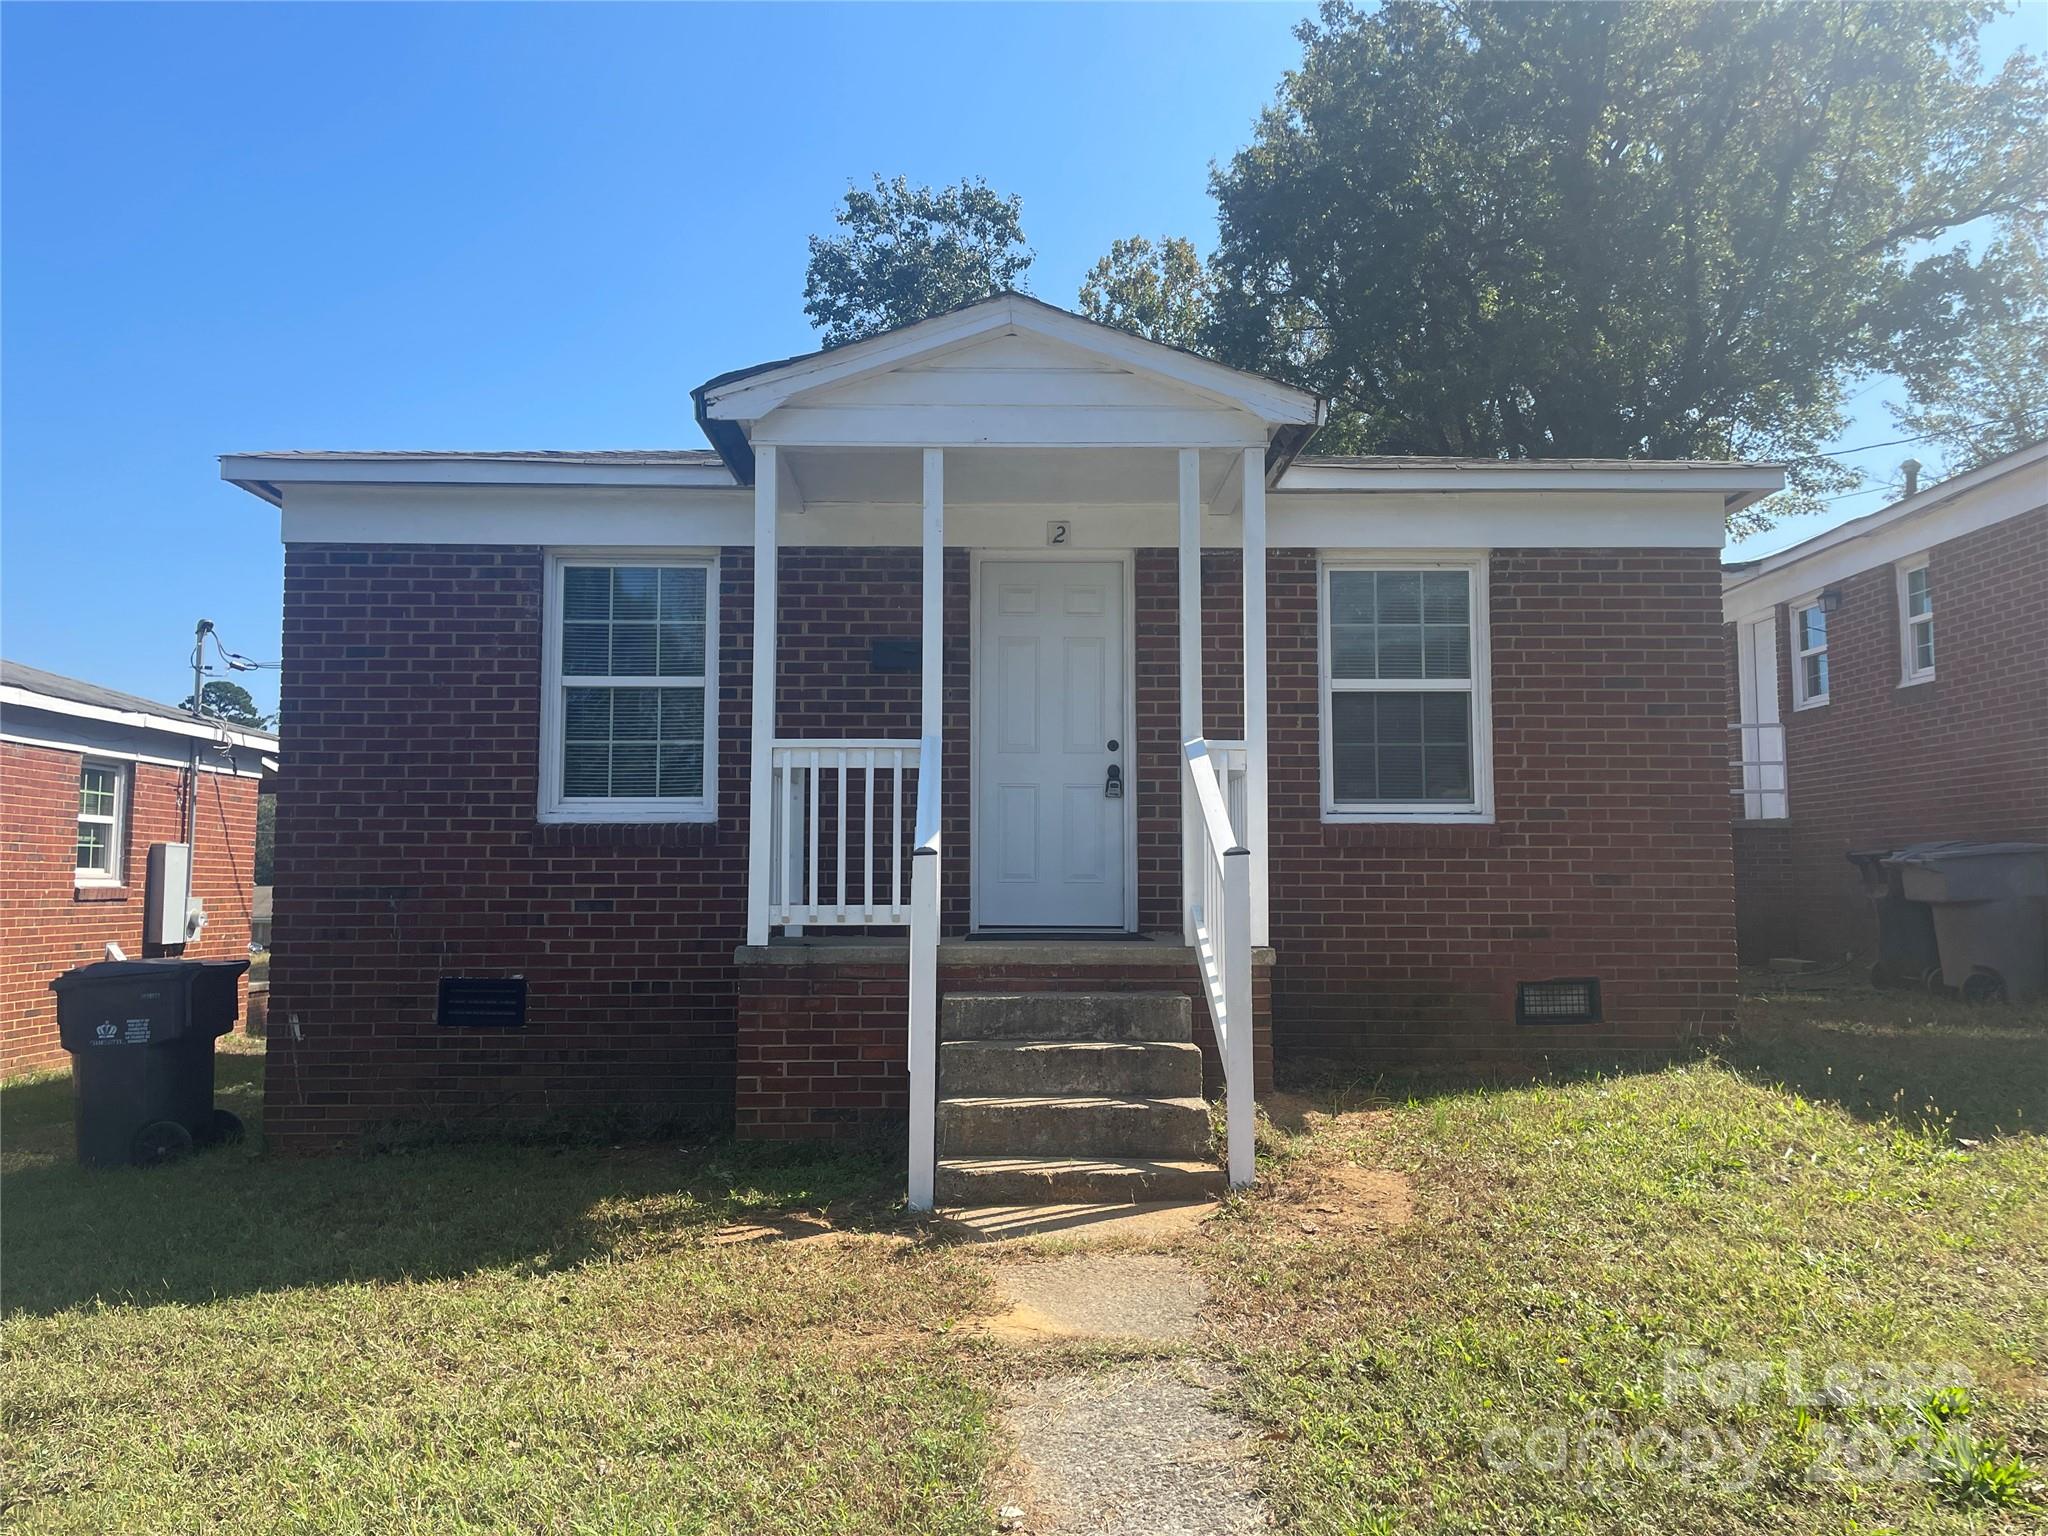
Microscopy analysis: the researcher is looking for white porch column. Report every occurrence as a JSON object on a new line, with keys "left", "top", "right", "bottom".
{"left": 922, "top": 449, "right": 944, "bottom": 742}
{"left": 1178, "top": 447, "right": 1203, "bottom": 944}
{"left": 745, "top": 444, "right": 778, "bottom": 946}
{"left": 1241, "top": 448, "right": 1270, "bottom": 946}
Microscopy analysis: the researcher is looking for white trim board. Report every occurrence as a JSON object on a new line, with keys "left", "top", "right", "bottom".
{"left": 0, "top": 728, "right": 269, "bottom": 778}
{"left": 1724, "top": 439, "right": 2048, "bottom": 619}
{"left": 274, "top": 483, "right": 1734, "bottom": 551}
{"left": 0, "top": 689, "right": 276, "bottom": 753}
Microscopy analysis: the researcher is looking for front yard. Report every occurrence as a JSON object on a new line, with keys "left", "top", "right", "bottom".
{"left": 4, "top": 989, "right": 2044, "bottom": 1533}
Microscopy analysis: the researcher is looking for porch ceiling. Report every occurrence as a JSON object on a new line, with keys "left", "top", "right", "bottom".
{"left": 782, "top": 445, "right": 1243, "bottom": 510}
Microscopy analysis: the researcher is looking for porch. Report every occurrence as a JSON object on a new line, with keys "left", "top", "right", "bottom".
{"left": 735, "top": 445, "right": 1282, "bottom": 1209}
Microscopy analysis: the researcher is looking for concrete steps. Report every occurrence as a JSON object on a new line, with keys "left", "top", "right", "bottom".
{"left": 939, "top": 1038, "right": 1203, "bottom": 1098}
{"left": 933, "top": 991, "right": 1221, "bottom": 1206}
{"left": 935, "top": 1155, "right": 1223, "bottom": 1205}
{"left": 942, "top": 991, "right": 1194, "bottom": 1043}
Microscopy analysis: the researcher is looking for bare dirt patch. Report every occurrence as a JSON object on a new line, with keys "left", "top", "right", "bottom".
{"left": 1264, "top": 1159, "right": 1415, "bottom": 1237}
{"left": 996, "top": 1362, "right": 1269, "bottom": 1535}
{"left": 981, "top": 1253, "right": 1205, "bottom": 1343}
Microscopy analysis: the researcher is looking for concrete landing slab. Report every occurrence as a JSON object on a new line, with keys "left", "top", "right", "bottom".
{"left": 940, "top": 1199, "right": 1218, "bottom": 1244}
{"left": 982, "top": 1253, "right": 1206, "bottom": 1343}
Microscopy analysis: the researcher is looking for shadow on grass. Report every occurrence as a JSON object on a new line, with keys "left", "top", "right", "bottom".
{"left": 1722, "top": 983, "right": 2047, "bottom": 1140}
{"left": 1267, "top": 984, "right": 2047, "bottom": 1144}
{"left": 2, "top": 1049, "right": 907, "bottom": 1319}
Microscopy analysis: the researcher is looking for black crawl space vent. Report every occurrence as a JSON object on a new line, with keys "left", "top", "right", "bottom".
{"left": 437, "top": 976, "right": 528, "bottom": 1029}
{"left": 1516, "top": 978, "right": 1601, "bottom": 1026}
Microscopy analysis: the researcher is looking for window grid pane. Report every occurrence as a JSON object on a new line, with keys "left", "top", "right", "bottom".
{"left": 1330, "top": 570, "right": 1472, "bottom": 683}
{"left": 558, "top": 562, "right": 712, "bottom": 805}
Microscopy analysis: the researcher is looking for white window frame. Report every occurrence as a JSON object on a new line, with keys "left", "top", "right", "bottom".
{"left": 75, "top": 758, "right": 128, "bottom": 885}
{"left": 1318, "top": 553, "right": 1494, "bottom": 824}
{"left": 1895, "top": 554, "right": 1935, "bottom": 686}
{"left": 1788, "top": 592, "right": 1831, "bottom": 710}
{"left": 539, "top": 550, "right": 719, "bottom": 824}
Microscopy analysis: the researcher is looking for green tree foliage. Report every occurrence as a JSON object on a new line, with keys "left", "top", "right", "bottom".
{"left": 254, "top": 794, "right": 275, "bottom": 887}
{"left": 1077, "top": 236, "right": 1218, "bottom": 350}
{"left": 803, "top": 176, "right": 1033, "bottom": 347}
{"left": 1889, "top": 230, "right": 2048, "bottom": 477}
{"left": 179, "top": 679, "right": 273, "bottom": 729}
{"left": 1199, "top": 1, "right": 2048, "bottom": 521}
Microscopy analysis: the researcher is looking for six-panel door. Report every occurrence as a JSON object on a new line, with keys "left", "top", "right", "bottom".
{"left": 974, "top": 559, "right": 1129, "bottom": 929}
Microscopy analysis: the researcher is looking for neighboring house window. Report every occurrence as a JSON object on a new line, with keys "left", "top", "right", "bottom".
{"left": 1320, "top": 557, "right": 1493, "bottom": 821}
{"left": 1789, "top": 597, "right": 1830, "bottom": 709}
{"left": 75, "top": 760, "right": 125, "bottom": 883}
{"left": 1896, "top": 556, "right": 1935, "bottom": 684}
{"left": 540, "top": 555, "right": 717, "bottom": 822}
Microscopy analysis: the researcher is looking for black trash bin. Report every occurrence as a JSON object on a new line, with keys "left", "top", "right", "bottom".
{"left": 1883, "top": 843, "right": 2048, "bottom": 1003}
{"left": 1846, "top": 845, "right": 1943, "bottom": 988}
{"left": 51, "top": 958, "right": 250, "bottom": 1167}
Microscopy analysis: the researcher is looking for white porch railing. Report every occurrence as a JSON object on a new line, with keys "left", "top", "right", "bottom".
{"left": 768, "top": 740, "right": 923, "bottom": 926}
{"left": 906, "top": 735, "right": 942, "bottom": 1212}
{"left": 1185, "top": 738, "right": 1255, "bottom": 1189}
{"left": 1731, "top": 721, "right": 1788, "bottom": 821}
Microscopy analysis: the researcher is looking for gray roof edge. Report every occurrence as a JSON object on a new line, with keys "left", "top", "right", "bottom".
{"left": 1, "top": 659, "right": 278, "bottom": 747}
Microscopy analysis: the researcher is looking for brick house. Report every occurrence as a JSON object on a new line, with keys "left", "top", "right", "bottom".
{"left": 1, "top": 661, "right": 275, "bottom": 1074}
{"left": 1724, "top": 438, "right": 2048, "bottom": 969}
{"left": 222, "top": 294, "right": 1780, "bottom": 1204}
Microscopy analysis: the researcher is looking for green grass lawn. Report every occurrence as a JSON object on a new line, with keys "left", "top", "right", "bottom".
{"left": 1207, "top": 986, "right": 2048, "bottom": 1533}
{"left": 4, "top": 989, "right": 2044, "bottom": 1533}
{"left": 0, "top": 1040, "right": 999, "bottom": 1535}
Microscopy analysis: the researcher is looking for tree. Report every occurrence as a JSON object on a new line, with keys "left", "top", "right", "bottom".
{"left": 1078, "top": 236, "right": 1217, "bottom": 350}
{"left": 1888, "top": 230, "right": 2048, "bottom": 477}
{"left": 253, "top": 794, "right": 275, "bottom": 887}
{"left": 1198, "top": 1, "right": 2048, "bottom": 523}
{"left": 803, "top": 176, "right": 1034, "bottom": 347}
{"left": 180, "top": 679, "right": 273, "bottom": 729}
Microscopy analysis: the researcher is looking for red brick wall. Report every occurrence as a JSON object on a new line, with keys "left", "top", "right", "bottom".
{"left": 274, "top": 538, "right": 1736, "bottom": 1147}
{"left": 265, "top": 545, "right": 751, "bottom": 1151}
{"left": 1263, "top": 547, "right": 1738, "bottom": 1064}
{"left": 1730, "top": 822, "right": 1796, "bottom": 966}
{"left": 1, "top": 740, "right": 259, "bottom": 1074}
{"left": 1727, "top": 506, "right": 2048, "bottom": 962}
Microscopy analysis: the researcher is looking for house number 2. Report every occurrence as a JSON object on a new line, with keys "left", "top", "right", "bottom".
{"left": 1046, "top": 520, "right": 1071, "bottom": 546}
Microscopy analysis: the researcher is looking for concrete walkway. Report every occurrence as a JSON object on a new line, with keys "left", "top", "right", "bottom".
{"left": 979, "top": 1249, "right": 1271, "bottom": 1536}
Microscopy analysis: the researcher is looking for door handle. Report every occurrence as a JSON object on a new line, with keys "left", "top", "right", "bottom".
{"left": 1104, "top": 763, "right": 1124, "bottom": 799}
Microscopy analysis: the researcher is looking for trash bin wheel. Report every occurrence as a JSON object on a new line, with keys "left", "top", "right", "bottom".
{"left": 200, "top": 1109, "right": 245, "bottom": 1147}
{"left": 1962, "top": 970, "right": 2007, "bottom": 1005}
{"left": 131, "top": 1119, "right": 194, "bottom": 1166}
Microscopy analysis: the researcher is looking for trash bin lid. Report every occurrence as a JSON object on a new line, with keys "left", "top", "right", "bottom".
{"left": 49, "top": 958, "right": 250, "bottom": 992}
{"left": 1882, "top": 841, "right": 2048, "bottom": 866}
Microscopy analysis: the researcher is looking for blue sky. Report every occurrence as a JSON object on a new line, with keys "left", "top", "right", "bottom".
{"left": 3, "top": 2, "right": 2040, "bottom": 716}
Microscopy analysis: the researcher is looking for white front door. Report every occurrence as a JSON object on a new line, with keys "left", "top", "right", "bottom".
{"left": 975, "top": 559, "right": 1129, "bottom": 929}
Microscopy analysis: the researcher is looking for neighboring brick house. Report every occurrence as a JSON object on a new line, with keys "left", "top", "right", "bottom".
{"left": 0, "top": 662, "right": 275, "bottom": 1074}
{"left": 1723, "top": 439, "right": 2048, "bottom": 968}
{"left": 221, "top": 294, "right": 1780, "bottom": 1204}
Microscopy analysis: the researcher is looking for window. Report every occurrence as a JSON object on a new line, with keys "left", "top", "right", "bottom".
{"left": 1320, "top": 558, "right": 1492, "bottom": 821}
{"left": 75, "top": 760, "right": 126, "bottom": 883}
{"left": 1896, "top": 557, "right": 1935, "bottom": 684}
{"left": 1789, "top": 597, "right": 1830, "bottom": 708}
{"left": 541, "top": 555, "right": 717, "bottom": 822}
